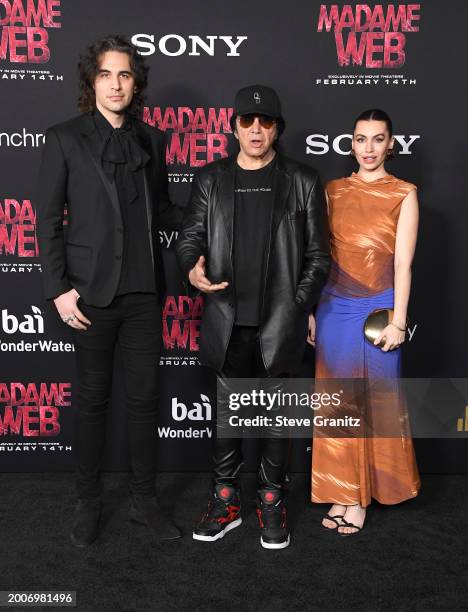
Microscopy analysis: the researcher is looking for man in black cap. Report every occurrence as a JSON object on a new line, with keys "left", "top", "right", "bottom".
{"left": 176, "top": 85, "right": 330, "bottom": 549}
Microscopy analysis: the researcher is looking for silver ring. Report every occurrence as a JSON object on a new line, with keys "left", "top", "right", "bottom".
{"left": 63, "top": 315, "right": 76, "bottom": 323}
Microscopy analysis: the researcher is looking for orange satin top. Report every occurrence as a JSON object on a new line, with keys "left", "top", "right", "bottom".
{"left": 326, "top": 173, "right": 417, "bottom": 294}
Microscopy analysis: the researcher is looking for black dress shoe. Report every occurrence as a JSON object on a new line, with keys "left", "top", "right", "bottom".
{"left": 70, "top": 499, "right": 101, "bottom": 548}
{"left": 129, "top": 495, "right": 182, "bottom": 541}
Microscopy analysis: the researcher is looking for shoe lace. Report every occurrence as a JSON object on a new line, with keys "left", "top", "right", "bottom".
{"left": 260, "top": 501, "right": 284, "bottom": 529}
{"left": 203, "top": 496, "right": 231, "bottom": 521}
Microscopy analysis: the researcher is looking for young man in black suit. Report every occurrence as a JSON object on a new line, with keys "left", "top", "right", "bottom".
{"left": 37, "top": 35, "right": 181, "bottom": 546}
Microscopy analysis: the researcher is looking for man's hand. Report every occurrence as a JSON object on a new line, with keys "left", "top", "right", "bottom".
{"left": 54, "top": 288, "right": 91, "bottom": 331}
{"left": 188, "top": 256, "right": 229, "bottom": 293}
{"left": 307, "top": 313, "right": 316, "bottom": 346}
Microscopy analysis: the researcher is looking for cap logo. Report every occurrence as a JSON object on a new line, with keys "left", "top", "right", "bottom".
{"left": 254, "top": 92, "right": 261, "bottom": 104}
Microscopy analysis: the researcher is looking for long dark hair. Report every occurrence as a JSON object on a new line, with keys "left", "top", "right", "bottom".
{"left": 353, "top": 108, "right": 393, "bottom": 136}
{"left": 78, "top": 35, "right": 149, "bottom": 116}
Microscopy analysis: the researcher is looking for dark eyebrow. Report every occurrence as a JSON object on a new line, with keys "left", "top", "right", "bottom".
{"left": 97, "top": 69, "right": 133, "bottom": 75}
{"left": 354, "top": 133, "right": 386, "bottom": 138}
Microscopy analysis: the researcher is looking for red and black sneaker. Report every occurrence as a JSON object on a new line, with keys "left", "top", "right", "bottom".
{"left": 192, "top": 484, "right": 242, "bottom": 542}
{"left": 256, "top": 489, "right": 290, "bottom": 550}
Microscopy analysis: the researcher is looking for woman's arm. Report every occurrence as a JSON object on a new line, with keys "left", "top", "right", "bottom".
{"left": 393, "top": 188, "right": 419, "bottom": 328}
{"left": 375, "top": 188, "right": 419, "bottom": 351}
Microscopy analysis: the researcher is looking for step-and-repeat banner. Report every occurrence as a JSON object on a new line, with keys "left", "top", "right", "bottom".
{"left": 1, "top": 1, "right": 467, "bottom": 472}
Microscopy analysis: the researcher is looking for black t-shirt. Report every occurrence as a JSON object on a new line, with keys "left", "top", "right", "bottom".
{"left": 233, "top": 157, "right": 276, "bottom": 326}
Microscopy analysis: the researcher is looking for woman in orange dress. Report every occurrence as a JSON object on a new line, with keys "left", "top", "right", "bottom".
{"left": 309, "top": 109, "right": 420, "bottom": 534}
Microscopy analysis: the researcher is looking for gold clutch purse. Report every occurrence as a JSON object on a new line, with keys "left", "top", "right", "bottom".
{"left": 363, "top": 308, "right": 394, "bottom": 347}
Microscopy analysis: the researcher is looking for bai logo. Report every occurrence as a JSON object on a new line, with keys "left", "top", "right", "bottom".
{"left": 158, "top": 394, "right": 213, "bottom": 439}
{"left": 305, "top": 133, "right": 420, "bottom": 155}
{"left": 131, "top": 34, "right": 247, "bottom": 57}
{"left": 171, "top": 394, "right": 212, "bottom": 422}
{"left": 1, "top": 305, "right": 43, "bottom": 334}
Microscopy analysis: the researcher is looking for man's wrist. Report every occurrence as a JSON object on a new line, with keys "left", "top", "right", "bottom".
{"left": 53, "top": 287, "right": 78, "bottom": 302}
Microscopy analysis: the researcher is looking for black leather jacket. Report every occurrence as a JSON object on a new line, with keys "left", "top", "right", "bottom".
{"left": 176, "top": 153, "right": 330, "bottom": 375}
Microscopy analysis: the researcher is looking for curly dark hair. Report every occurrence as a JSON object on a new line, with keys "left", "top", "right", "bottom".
{"left": 78, "top": 35, "right": 149, "bottom": 116}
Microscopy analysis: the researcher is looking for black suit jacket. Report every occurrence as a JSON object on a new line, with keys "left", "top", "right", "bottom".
{"left": 176, "top": 154, "right": 330, "bottom": 376}
{"left": 36, "top": 113, "right": 177, "bottom": 307}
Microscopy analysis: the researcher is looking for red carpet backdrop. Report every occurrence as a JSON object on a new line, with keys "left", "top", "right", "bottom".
{"left": 0, "top": 0, "right": 467, "bottom": 472}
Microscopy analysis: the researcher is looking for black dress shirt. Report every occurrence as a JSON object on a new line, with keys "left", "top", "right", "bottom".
{"left": 94, "top": 111, "right": 155, "bottom": 296}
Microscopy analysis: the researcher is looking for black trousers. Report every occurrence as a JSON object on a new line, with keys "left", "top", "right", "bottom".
{"left": 72, "top": 293, "right": 161, "bottom": 499}
{"left": 214, "top": 325, "right": 291, "bottom": 491}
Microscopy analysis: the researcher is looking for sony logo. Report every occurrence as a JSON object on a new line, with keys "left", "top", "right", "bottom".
{"left": 131, "top": 34, "right": 247, "bottom": 57}
{"left": 306, "top": 134, "right": 420, "bottom": 155}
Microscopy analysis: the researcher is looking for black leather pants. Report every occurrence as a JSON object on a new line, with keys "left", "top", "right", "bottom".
{"left": 213, "top": 325, "right": 291, "bottom": 491}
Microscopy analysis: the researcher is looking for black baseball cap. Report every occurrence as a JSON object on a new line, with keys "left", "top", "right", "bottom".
{"left": 230, "top": 84, "right": 285, "bottom": 134}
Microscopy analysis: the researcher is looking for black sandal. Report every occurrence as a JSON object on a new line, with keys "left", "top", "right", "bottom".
{"left": 337, "top": 518, "right": 363, "bottom": 536}
{"left": 322, "top": 514, "right": 345, "bottom": 530}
